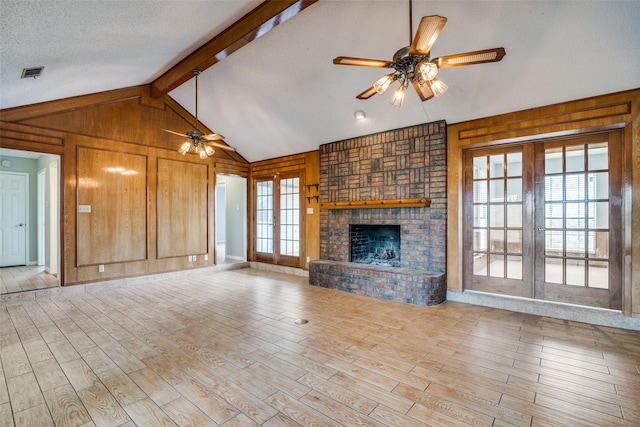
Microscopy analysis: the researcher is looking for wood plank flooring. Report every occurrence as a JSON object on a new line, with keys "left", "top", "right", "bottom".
{"left": 1, "top": 267, "right": 639, "bottom": 426}
{"left": 1, "top": 266, "right": 59, "bottom": 294}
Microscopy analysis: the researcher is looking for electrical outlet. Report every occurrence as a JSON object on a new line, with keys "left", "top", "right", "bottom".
{"left": 192, "top": 255, "right": 197, "bottom": 262}
{"left": 306, "top": 256, "right": 310, "bottom": 263}
{"left": 204, "top": 254, "right": 208, "bottom": 261}
{"left": 98, "top": 264, "right": 104, "bottom": 272}
{"left": 187, "top": 255, "right": 192, "bottom": 262}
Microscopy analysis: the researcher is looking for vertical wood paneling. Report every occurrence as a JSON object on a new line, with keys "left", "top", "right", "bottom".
{"left": 631, "top": 95, "right": 640, "bottom": 315}
{"left": 156, "top": 159, "right": 208, "bottom": 258}
{"left": 304, "top": 151, "right": 320, "bottom": 268}
{"left": 76, "top": 147, "right": 147, "bottom": 266}
{"left": 1, "top": 85, "right": 249, "bottom": 285}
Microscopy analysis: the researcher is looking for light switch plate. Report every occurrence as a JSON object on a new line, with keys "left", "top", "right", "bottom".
{"left": 78, "top": 205, "right": 91, "bottom": 213}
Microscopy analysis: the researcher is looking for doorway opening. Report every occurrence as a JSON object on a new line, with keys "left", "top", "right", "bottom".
{"left": 0, "top": 148, "right": 60, "bottom": 294}
{"left": 215, "top": 174, "right": 247, "bottom": 265}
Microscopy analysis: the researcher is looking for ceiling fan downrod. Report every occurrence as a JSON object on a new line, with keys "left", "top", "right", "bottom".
{"left": 193, "top": 69, "right": 201, "bottom": 135}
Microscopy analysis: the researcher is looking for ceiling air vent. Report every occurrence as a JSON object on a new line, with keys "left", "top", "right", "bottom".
{"left": 21, "top": 67, "right": 44, "bottom": 79}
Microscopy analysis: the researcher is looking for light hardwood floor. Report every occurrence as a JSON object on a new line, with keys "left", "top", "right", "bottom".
{"left": 0, "top": 266, "right": 59, "bottom": 295}
{"left": 1, "top": 267, "right": 639, "bottom": 426}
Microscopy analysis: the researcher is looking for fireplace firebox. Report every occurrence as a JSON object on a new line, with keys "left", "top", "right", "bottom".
{"left": 350, "top": 224, "right": 400, "bottom": 267}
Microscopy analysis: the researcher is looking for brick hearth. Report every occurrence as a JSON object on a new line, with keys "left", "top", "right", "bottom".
{"left": 310, "top": 120, "right": 447, "bottom": 306}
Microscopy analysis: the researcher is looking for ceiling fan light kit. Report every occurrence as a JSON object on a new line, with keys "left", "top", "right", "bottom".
{"left": 390, "top": 81, "right": 408, "bottom": 107}
{"left": 333, "top": 1, "right": 505, "bottom": 107}
{"left": 163, "top": 69, "right": 235, "bottom": 158}
{"left": 429, "top": 78, "right": 448, "bottom": 98}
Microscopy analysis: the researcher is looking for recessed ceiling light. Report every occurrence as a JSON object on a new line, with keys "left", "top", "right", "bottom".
{"left": 354, "top": 110, "right": 366, "bottom": 120}
{"left": 21, "top": 67, "right": 44, "bottom": 79}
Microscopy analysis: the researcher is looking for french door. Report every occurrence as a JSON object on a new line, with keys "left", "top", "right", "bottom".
{"left": 254, "top": 174, "right": 301, "bottom": 267}
{"left": 464, "top": 132, "right": 622, "bottom": 309}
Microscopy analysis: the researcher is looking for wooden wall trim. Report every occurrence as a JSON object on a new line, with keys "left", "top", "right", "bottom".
{"left": 0, "top": 86, "right": 146, "bottom": 122}
{"left": 214, "top": 159, "right": 250, "bottom": 177}
{"left": 457, "top": 101, "right": 631, "bottom": 142}
{"left": 447, "top": 88, "right": 640, "bottom": 317}
{"left": 0, "top": 123, "right": 65, "bottom": 147}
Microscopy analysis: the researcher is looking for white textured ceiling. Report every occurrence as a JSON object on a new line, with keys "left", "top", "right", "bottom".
{"left": 1, "top": 1, "right": 639, "bottom": 162}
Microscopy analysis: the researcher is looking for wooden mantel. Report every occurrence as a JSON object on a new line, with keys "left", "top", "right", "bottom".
{"left": 320, "top": 198, "right": 430, "bottom": 210}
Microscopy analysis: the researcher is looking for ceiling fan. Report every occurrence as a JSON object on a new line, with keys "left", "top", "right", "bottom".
{"left": 333, "top": 0, "right": 506, "bottom": 107}
{"left": 163, "top": 69, "right": 235, "bottom": 158}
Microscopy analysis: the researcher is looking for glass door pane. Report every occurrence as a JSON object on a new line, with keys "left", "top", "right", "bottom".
{"left": 465, "top": 145, "right": 533, "bottom": 298}
{"left": 542, "top": 142, "right": 609, "bottom": 289}
{"left": 472, "top": 151, "right": 524, "bottom": 280}
{"left": 279, "top": 177, "right": 300, "bottom": 257}
{"left": 256, "top": 180, "right": 274, "bottom": 258}
{"left": 535, "top": 134, "right": 622, "bottom": 310}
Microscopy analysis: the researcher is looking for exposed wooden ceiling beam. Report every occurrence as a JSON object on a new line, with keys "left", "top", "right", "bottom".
{"left": 150, "top": 0, "right": 320, "bottom": 98}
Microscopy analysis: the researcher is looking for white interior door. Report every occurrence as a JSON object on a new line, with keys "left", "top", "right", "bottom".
{"left": 1, "top": 172, "right": 28, "bottom": 267}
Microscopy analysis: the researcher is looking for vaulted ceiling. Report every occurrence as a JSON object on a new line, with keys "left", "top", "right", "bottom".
{"left": 1, "top": 1, "right": 639, "bottom": 162}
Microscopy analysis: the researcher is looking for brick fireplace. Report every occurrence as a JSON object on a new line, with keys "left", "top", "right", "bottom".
{"left": 309, "top": 120, "right": 447, "bottom": 306}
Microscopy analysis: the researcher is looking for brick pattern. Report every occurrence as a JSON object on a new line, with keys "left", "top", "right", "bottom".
{"left": 318, "top": 121, "right": 447, "bottom": 272}
{"left": 310, "top": 261, "right": 447, "bottom": 306}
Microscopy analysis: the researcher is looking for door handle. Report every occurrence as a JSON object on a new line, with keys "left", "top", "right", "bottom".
{"left": 17, "top": 223, "right": 25, "bottom": 227}
{"left": 536, "top": 226, "right": 544, "bottom": 233}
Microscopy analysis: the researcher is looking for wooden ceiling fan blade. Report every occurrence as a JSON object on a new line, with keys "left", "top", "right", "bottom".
{"left": 434, "top": 47, "right": 506, "bottom": 68}
{"left": 412, "top": 80, "right": 434, "bottom": 102}
{"left": 208, "top": 141, "right": 236, "bottom": 151}
{"left": 410, "top": 15, "right": 447, "bottom": 55}
{"left": 202, "top": 133, "right": 225, "bottom": 141}
{"left": 162, "top": 129, "right": 187, "bottom": 137}
{"left": 356, "top": 85, "right": 379, "bottom": 100}
{"left": 333, "top": 56, "right": 393, "bottom": 68}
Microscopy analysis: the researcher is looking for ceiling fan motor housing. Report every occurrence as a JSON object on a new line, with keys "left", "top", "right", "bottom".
{"left": 392, "top": 46, "right": 429, "bottom": 83}
{"left": 187, "top": 129, "right": 205, "bottom": 139}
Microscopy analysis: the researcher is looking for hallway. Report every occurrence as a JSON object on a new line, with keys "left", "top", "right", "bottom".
{"left": 0, "top": 265, "right": 58, "bottom": 294}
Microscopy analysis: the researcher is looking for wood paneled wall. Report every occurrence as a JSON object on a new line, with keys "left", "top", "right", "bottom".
{"left": 156, "top": 158, "right": 208, "bottom": 259}
{"left": 0, "top": 85, "right": 248, "bottom": 285}
{"left": 76, "top": 147, "right": 147, "bottom": 265}
{"left": 447, "top": 88, "right": 640, "bottom": 317}
{"left": 248, "top": 151, "right": 320, "bottom": 269}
